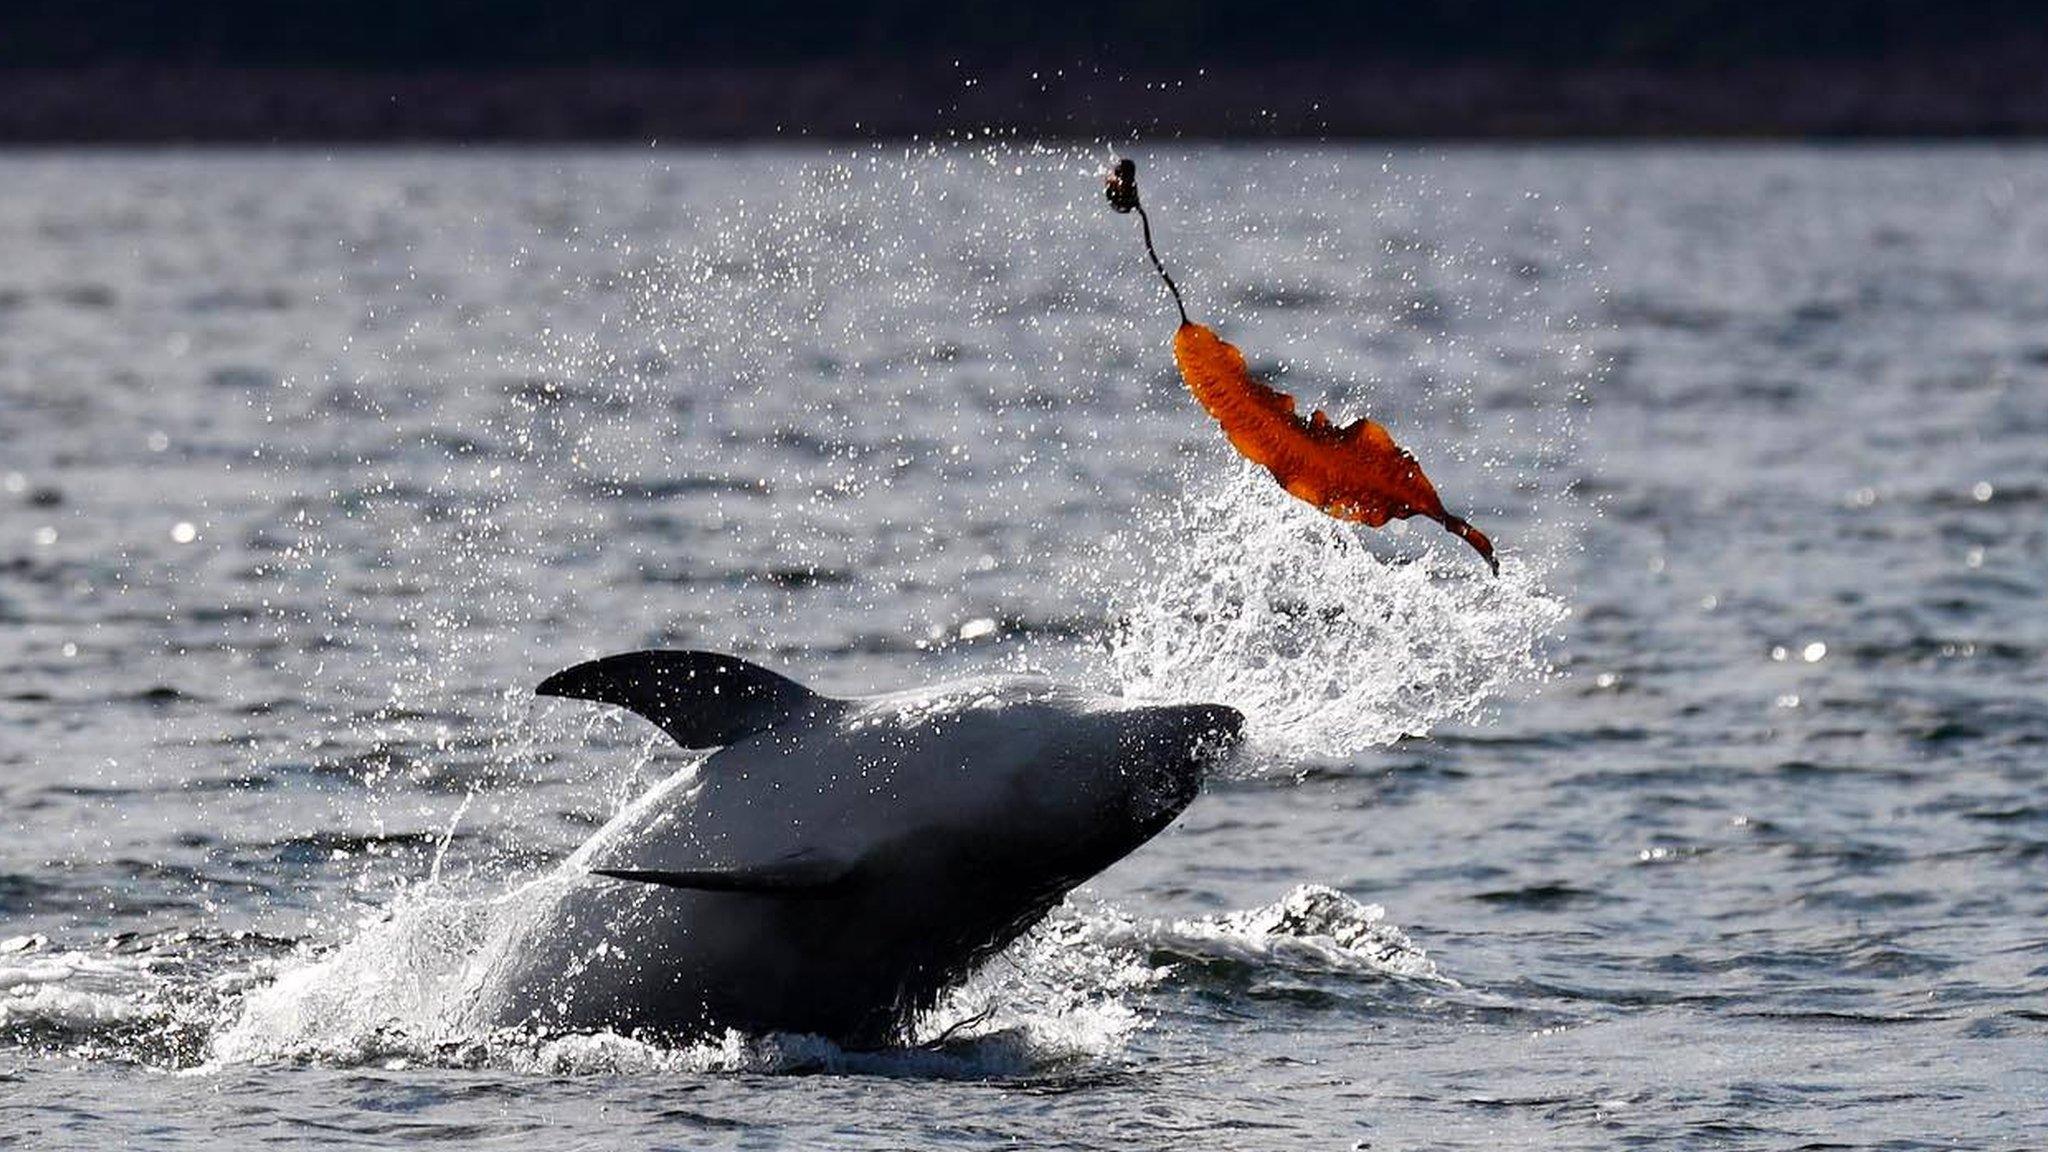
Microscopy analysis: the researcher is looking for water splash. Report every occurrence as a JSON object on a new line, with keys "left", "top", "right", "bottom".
{"left": 911, "top": 905, "right": 1161, "bottom": 1064}
{"left": 1103, "top": 467, "right": 1569, "bottom": 762}
{"left": 908, "top": 886, "right": 1442, "bottom": 1066}
{"left": 203, "top": 867, "right": 1153, "bottom": 1078}
{"left": 1, "top": 877, "right": 1438, "bottom": 1079}
{"left": 207, "top": 879, "right": 515, "bottom": 1065}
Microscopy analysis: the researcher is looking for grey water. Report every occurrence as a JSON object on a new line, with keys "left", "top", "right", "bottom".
{"left": 1, "top": 145, "right": 2044, "bottom": 1149}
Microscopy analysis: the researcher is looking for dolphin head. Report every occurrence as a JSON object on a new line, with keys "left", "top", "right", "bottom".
{"left": 900, "top": 691, "right": 1245, "bottom": 900}
{"left": 1108, "top": 701, "right": 1246, "bottom": 837}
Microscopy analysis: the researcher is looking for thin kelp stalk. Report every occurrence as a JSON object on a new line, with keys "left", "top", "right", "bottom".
{"left": 1104, "top": 158, "right": 1188, "bottom": 325}
{"left": 1105, "top": 156, "right": 1498, "bottom": 574}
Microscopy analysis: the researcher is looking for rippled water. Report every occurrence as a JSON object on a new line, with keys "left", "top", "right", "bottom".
{"left": 2, "top": 145, "right": 2044, "bottom": 1148}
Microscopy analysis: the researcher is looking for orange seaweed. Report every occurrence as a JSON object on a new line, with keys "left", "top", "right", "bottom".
{"left": 1172, "top": 321, "right": 1496, "bottom": 572}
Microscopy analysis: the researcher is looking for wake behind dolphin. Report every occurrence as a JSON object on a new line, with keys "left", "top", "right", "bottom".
{"left": 462, "top": 650, "right": 1243, "bottom": 1047}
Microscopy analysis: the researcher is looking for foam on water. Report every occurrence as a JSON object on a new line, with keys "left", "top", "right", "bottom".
{"left": 1, "top": 934, "right": 277, "bottom": 1066}
{"left": 0, "top": 950, "right": 157, "bottom": 1033}
{"left": 1141, "top": 883, "right": 1445, "bottom": 983}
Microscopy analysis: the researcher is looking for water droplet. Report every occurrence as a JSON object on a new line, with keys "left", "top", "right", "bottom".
{"left": 171, "top": 521, "right": 198, "bottom": 544}
{"left": 1801, "top": 642, "right": 1826, "bottom": 663}
{"left": 1971, "top": 481, "right": 1994, "bottom": 502}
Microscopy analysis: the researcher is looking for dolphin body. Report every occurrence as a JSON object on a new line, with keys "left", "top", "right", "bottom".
{"left": 463, "top": 650, "right": 1243, "bottom": 1047}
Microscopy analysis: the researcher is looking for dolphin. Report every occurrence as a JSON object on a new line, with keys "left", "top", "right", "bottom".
{"left": 463, "top": 649, "right": 1243, "bottom": 1047}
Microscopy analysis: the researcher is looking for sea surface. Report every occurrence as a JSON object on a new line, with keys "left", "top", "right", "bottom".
{"left": 1, "top": 145, "right": 2044, "bottom": 1149}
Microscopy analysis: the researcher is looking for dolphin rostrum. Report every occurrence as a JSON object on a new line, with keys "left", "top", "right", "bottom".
{"left": 463, "top": 649, "right": 1244, "bottom": 1047}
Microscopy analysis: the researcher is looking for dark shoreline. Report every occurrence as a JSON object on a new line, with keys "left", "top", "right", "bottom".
{"left": 5, "top": 60, "right": 2047, "bottom": 143}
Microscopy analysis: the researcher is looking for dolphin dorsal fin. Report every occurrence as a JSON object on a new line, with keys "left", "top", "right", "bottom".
{"left": 537, "top": 649, "right": 830, "bottom": 749}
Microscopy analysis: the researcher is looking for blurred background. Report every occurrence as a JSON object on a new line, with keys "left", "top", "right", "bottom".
{"left": 5, "top": 0, "right": 2048, "bottom": 141}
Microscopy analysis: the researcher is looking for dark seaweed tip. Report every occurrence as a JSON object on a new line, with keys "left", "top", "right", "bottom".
{"left": 1105, "top": 157, "right": 1140, "bottom": 213}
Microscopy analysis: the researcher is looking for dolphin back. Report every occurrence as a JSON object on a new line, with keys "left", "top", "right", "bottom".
{"left": 538, "top": 649, "right": 834, "bottom": 749}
